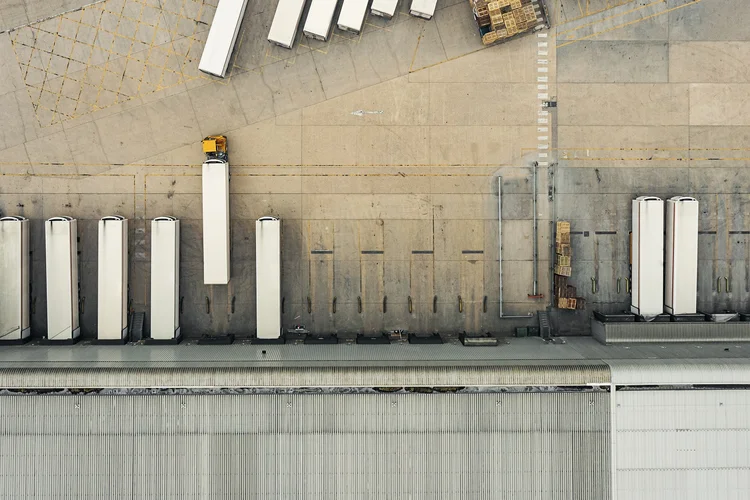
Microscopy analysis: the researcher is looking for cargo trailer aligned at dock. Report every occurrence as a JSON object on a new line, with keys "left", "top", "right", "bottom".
{"left": 256, "top": 217, "right": 282, "bottom": 340}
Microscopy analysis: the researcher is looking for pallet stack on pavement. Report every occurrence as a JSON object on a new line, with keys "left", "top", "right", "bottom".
{"left": 554, "top": 221, "right": 585, "bottom": 310}
{"left": 473, "top": 0, "right": 491, "bottom": 27}
{"left": 470, "top": 0, "right": 544, "bottom": 45}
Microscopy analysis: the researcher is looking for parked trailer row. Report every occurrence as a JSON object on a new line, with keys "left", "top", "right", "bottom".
{"left": 199, "top": 0, "right": 437, "bottom": 71}
{"left": 268, "top": 0, "right": 437, "bottom": 47}
{"left": 0, "top": 216, "right": 282, "bottom": 343}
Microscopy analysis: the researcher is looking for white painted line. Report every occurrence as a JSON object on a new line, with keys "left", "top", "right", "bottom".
{"left": 538, "top": 127, "right": 548, "bottom": 132}
{"left": 538, "top": 50, "right": 548, "bottom": 56}
{"left": 538, "top": 118, "right": 548, "bottom": 124}
{"left": 538, "top": 32, "right": 547, "bottom": 37}
{"left": 538, "top": 144, "right": 549, "bottom": 150}
{"left": 537, "top": 76, "right": 548, "bottom": 82}
{"left": 539, "top": 152, "right": 548, "bottom": 158}
{"left": 538, "top": 136, "right": 548, "bottom": 141}
{"left": 538, "top": 67, "right": 548, "bottom": 73}
{"left": 538, "top": 41, "right": 548, "bottom": 47}
{"left": 538, "top": 84, "right": 548, "bottom": 90}
{"left": 539, "top": 110, "right": 549, "bottom": 115}
{"left": 538, "top": 93, "right": 549, "bottom": 99}
{"left": 538, "top": 161, "right": 549, "bottom": 166}
{"left": 537, "top": 59, "right": 548, "bottom": 65}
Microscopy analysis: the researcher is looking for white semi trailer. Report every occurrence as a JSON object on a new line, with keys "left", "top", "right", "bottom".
{"left": 256, "top": 217, "right": 282, "bottom": 339}
{"left": 198, "top": 0, "right": 250, "bottom": 77}
{"left": 268, "top": 0, "right": 308, "bottom": 48}
{"left": 665, "top": 197, "right": 699, "bottom": 315}
{"left": 304, "top": 0, "right": 339, "bottom": 41}
{"left": 337, "top": 0, "right": 369, "bottom": 33}
{"left": 97, "top": 216, "right": 128, "bottom": 341}
{"left": 631, "top": 196, "right": 664, "bottom": 318}
{"left": 0, "top": 216, "right": 30, "bottom": 343}
{"left": 371, "top": 0, "right": 399, "bottom": 18}
{"left": 45, "top": 217, "right": 80, "bottom": 342}
{"left": 150, "top": 217, "right": 181, "bottom": 342}
{"left": 410, "top": 0, "right": 437, "bottom": 19}
{"left": 202, "top": 164, "right": 231, "bottom": 285}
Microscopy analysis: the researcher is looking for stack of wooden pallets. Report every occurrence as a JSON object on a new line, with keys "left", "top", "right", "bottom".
{"left": 470, "top": 0, "right": 543, "bottom": 45}
{"left": 554, "top": 221, "right": 585, "bottom": 310}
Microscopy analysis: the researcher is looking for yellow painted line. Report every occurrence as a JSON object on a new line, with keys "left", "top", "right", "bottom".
{"left": 558, "top": 0, "right": 640, "bottom": 28}
{"left": 228, "top": 173, "right": 505, "bottom": 177}
{"left": 545, "top": 157, "right": 750, "bottom": 161}
{"left": 408, "top": 26, "right": 424, "bottom": 72}
{"left": 298, "top": 41, "right": 330, "bottom": 55}
{"left": 0, "top": 162, "right": 519, "bottom": 168}
{"left": 557, "top": 0, "right": 703, "bottom": 48}
{"left": 364, "top": 21, "right": 392, "bottom": 33}
{"left": 0, "top": 173, "right": 137, "bottom": 221}
{"left": 557, "top": 0, "right": 662, "bottom": 36}
{"left": 520, "top": 147, "right": 750, "bottom": 152}
{"left": 0, "top": 173, "right": 137, "bottom": 176}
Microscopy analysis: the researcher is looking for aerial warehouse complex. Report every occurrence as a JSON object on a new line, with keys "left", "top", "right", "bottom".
{"left": 1, "top": 0, "right": 750, "bottom": 497}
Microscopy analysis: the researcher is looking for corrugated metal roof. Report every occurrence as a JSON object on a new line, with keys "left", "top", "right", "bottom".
{"left": 608, "top": 359, "right": 750, "bottom": 385}
{"left": 613, "top": 389, "right": 750, "bottom": 500}
{"left": 0, "top": 339, "right": 589, "bottom": 365}
{"left": 0, "top": 364, "right": 610, "bottom": 389}
{"left": 1, "top": 337, "right": 749, "bottom": 368}
{"left": 0, "top": 392, "right": 611, "bottom": 499}
{"left": 592, "top": 320, "right": 750, "bottom": 344}
{"left": 2, "top": 337, "right": 750, "bottom": 388}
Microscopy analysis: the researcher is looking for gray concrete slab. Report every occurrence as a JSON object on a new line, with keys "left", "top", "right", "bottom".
{"left": 558, "top": 83, "right": 690, "bottom": 125}
{"left": 670, "top": 42, "right": 750, "bottom": 83}
{"left": 689, "top": 84, "right": 750, "bottom": 126}
{"left": 557, "top": 41, "right": 668, "bottom": 83}
{"left": 556, "top": 0, "right": 669, "bottom": 43}
{"left": 0, "top": 0, "right": 28, "bottom": 33}
{"left": 668, "top": 0, "right": 750, "bottom": 41}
